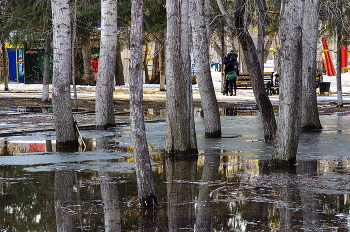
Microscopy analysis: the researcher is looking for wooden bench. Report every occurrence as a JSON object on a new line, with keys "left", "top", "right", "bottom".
{"left": 234, "top": 72, "right": 322, "bottom": 95}
{"left": 236, "top": 72, "right": 274, "bottom": 89}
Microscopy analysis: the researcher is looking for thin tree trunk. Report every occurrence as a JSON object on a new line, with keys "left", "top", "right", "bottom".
{"left": 81, "top": 39, "right": 95, "bottom": 86}
{"left": 217, "top": 0, "right": 276, "bottom": 142}
{"left": 220, "top": 31, "right": 226, "bottom": 93}
{"left": 95, "top": 0, "right": 117, "bottom": 129}
{"left": 257, "top": 0, "right": 266, "bottom": 74}
{"left": 271, "top": 0, "right": 304, "bottom": 166}
{"left": 143, "top": 43, "right": 149, "bottom": 83}
{"left": 300, "top": 0, "right": 322, "bottom": 131}
{"left": 165, "top": 0, "right": 198, "bottom": 155}
{"left": 74, "top": 49, "right": 82, "bottom": 85}
{"left": 130, "top": 0, "right": 158, "bottom": 208}
{"left": 51, "top": 0, "right": 78, "bottom": 148}
{"left": 2, "top": 44, "right": 8, "bottom": 91}
{"left": 159, "top": 47, "right": 166, "bottom": 91}
{"left": 71, "top": 0, "right": 78, "bottom": 111}
{"left": 336, "top": 0, "right": 343, "bottom": 107}
{"left": 42, "top": 0, "right": 51, "bottom": 102}
{"left": 42, "top": 33, "right": 51, "bottom": 102}
{"left": 263, "top": 36, "right": 273, "bottom": 63}
{"left": 274, "top": 36, "right": 280, "bottom": 73}
{"left": 114, "top": 37, "right": 125, "bottom": 86}
{"left": 190, "top": 0, "right": 221, "bottom": 138}
{"left": 149, "top": 41, "right": 161, "bottom": 84}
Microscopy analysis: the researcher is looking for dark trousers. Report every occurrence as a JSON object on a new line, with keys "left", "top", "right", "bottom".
{"left": 225, "top": 79, "right": 237, "bottom": 95}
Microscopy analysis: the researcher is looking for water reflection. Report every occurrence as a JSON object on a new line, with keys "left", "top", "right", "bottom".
{"left": 1, "top": 116, "right": 350, "bottom": 230}
{"left": 166, "top": 156, "right": 197, "bottom": 231}
{"left": 100, "top": 171, "right": 121, "bottom": 231}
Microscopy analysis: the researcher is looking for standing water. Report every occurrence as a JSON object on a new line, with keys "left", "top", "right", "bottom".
{"left": 1, "top": 115, "right": 350, "bottom": 231}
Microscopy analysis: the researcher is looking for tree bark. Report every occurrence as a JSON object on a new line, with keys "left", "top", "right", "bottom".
{"left": 218, "top": 0, "right": 277, "bottom": 142}
{"left": 51, "top": 0, "right": 78, "bottom": 148}
{"left": 271, "top": 0, "right": 304, "bottom": 166}
{"left": 114, "top": 41, "right": 125, "bottom": 86}
{"left": 165, "top": 0, "right": 198, "bottom": 156}
{"left": 159, "top": 47, "right": 166, "bottom": 91}
{"left": 336, "top": 0, "right": 343, "bottom": 107}
{"left": 71, "top": 0, "right": 78, "bottom": 111}
{"left": 81, "top": 39, "right": 95, "bottom": 86}
{"left": 300, "top": 0, "right": 322, "bottom": 131}
{"left": 257, "top": 0, "right": 266, "bottom": 74}
{"left": 143, "top": 44, "right": 150, "bottom": 83}
{"left": 130, "top": 0, "right": 158, "bottom": 208}
{"left": 149, "top": 41, "right": 161, "bottom": 84}
{"left": 42, "top": 33, "right": 51, "bottom": 102}
{"left": 1, "top": 44, "right": 9, "bottom": 91}
{"left": 263, "top": 35, "right": 273, "bottom": 63}
{"left": 95, "top": 0, "right": 117, "bottom": 129}
{"left": 42, "top": 0, "right": 51, "bottom": 102}
{"left": 190, "top": 0, "right": 222, "bottom": 138}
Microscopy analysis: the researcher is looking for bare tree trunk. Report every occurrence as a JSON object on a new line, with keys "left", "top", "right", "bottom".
{"left": 274, "top": 36, "right": 280, "bottom": 73}
{"left": 130, "top": 0, "right": 158, "bottom": 208}
{"left": 1, "top": 44, "right": 9, "bottom": 91}
{"left": 220, "top": 31, "right": 226, "bottom": 93}
{"left": 271, "top": 0, "right": 304, "bottom": 166}
{"left": 300, "top": 0, "right": 322, "bottom": 131}
{"left": 71, "top": 0, "right": 78, "bottom": 111}
{"left": 217, "top": 0, "right": 276, "bottom": 142}
{"left": 263, "top": 35, "right": 273, "bottom": 63}
{"left": 212, "top": 41, "right": 222, "bottom": 58}
{"left": 190, "top": 0, "right": 222, "bottom": 138}
{"left": 165, "top": 0, "right": 198, "bottom": 155}
{"left": 81, "top": 39, "right": 95, "bottom": 86}
{"left": 42, "top": 33, "right": 51, "bottom": 102}
{"left": 143, "top": 43, "right": 150, "bottom": 83}
{"left": 74, "top": 49, "right": 82, "bottom": 85}
{"left": 159, "top": 47, "right": 166, "bottom": 91}
{"left": 95, "top": 0, "right": 117, "bottom": 129}
{"left": 51, "top": 0, "right": 78, "bottom": 148}
{"left": 336, "top": 0, "right": 343, "bottom": 107}
{"left": 257, "top": 0, "right": 266, "bottom": 74}
{"left": 114, "top": 37, "right": 125, "bottom": 86}
{"left": 149, "top": 41, "right": 161, "bottom": 84}
{"left": 42, "top": 0, "right": 51, "bottom": 102}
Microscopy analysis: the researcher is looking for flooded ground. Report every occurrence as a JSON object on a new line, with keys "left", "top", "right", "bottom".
{"left": 1, "top": 115, "right": 350, "bottom": 231}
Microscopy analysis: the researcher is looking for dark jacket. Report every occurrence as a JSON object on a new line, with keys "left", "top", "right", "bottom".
{"left": 224, "top": 59, "right": 238, "bottom": 75}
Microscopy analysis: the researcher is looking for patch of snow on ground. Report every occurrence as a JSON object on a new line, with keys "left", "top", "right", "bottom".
{"left": 4, "top": 59, "right": 350, "bottom": 94}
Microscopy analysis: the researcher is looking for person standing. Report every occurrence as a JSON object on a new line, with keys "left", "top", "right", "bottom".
{"left": 224, "top": 55, "right": 239, "bottom": 96}
{"left": 223, "top": 50, "right": 239, "bottom": 95}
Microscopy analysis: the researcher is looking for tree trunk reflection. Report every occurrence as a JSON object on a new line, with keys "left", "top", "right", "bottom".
{"left": 100, "top": 171, "right": 121, "bottom": 232}
{"left": 54, "top": 170, "right": 75, "bottom": 232}
{"left": 296, "top": 160, "right": 319, "bottom": 230}
{"left": 166, "top": 156, "right": 198, "bottom": 231}
{"left": 196, "top": 154, "right": 220, "bottom": 231}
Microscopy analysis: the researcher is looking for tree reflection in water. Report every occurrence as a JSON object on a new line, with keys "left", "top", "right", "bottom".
{"left": 1, "top": 116, "right": 350, "bottom": 230}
